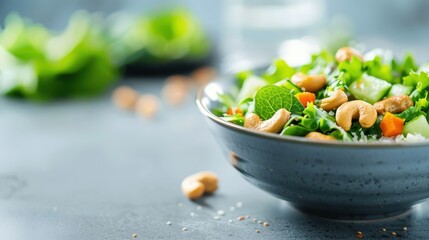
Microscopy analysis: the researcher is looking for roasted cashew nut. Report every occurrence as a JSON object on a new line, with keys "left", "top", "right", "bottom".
{"left": 373, "top": 95, "right": 414, "bottom": 115}
{"left": 244, "top": 109, "right": 291, "bottom": 133}
{"left": 291, "top": 72, "right": 326, "bottom": 93}
{"left": 335, "top": 100, "right": 377, "bottom": 131}
{"left": 335, "top": 47, "right": 364, "bottom": 63}
{"left": 319, "top": 89, "right": 348, "bottom": 111}
{"left": 181, "top": 171, "right": 218, "bottom": 200}
{"left": 181, "top": 179, "right": 204, "bottom": 200}
{"left": 305, "top": 132, "right": 336, "bottom": 141}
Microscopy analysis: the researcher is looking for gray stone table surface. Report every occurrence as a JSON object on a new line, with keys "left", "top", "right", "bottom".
{"left": 1, "top": 78, "right": 429, "bottom": 240}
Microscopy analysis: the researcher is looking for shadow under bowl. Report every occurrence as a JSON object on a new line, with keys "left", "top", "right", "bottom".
{"left": 196, "top": 79, "right": 429, "bottom": 220}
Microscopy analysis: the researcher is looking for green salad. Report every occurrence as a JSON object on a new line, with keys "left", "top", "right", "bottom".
{"left": 214, "top": 47, "right": 429, "bottom": 142}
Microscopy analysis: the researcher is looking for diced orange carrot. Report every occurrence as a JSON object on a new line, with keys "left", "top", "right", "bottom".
{"left": 295, "top": 92, "right": 316, "bottom": 107}
{"left": 227, "top": 107, "right": 243, "bottom": 116}
{"left": 380, "top": 112, "right": 405, "bottom": 137}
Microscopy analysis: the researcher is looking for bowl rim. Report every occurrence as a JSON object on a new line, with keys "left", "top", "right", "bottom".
{"left": 196, "top": 81, "right": 429, "bottom": 148}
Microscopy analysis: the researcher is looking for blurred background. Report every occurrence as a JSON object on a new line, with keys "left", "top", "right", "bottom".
{"left": 1, "top": 1, "right": 429, "bottom": 239}
{"left": 1, "top": 0, "right": 429, "bottom": 73}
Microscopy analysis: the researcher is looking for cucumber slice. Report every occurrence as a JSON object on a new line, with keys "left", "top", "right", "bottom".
{"left": 275, "top": 79, "right": 302, "bottom": 94}
{"left": 388, "top": 84, "right": 413, "bottom": 97}
{"left": 349, "top": 74, "right": 392, "bottom": 104}
{"left": 403, "top": 115, "right": 429, "bottom": 138}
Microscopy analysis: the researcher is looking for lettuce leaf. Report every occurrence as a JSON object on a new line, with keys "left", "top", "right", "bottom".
{"left": 281, "top": 103, "right": 350, "bottom": 140}
{"left": 254, "top": 85, "right": 303, "bottom": 120}
{"left": 318, "top": 70, "right": 348, "bottom": 99}
{"left": 392, "top": 53, "right": 418, "bottom": 78}
{"left": 337, "top": 56, "right": 364, "bottom": 85}
{"left": 299, "top": 50, "right": 335, "bottom": 75}
{"left": 398, "top": 106, "right": 426, "bottom": 123}
{"left": 365, "top": 56, "right": 396, "bottom": 83}
{"left": 0, "top": 13, "right": 50, "bottom": 61}
{"left": 263, "top": 59, "right": 295, "bottom": 84}
{"left": 404, "top": 71, "right": 429, "bottom": 114}
{"left": 403, "top": 70, "right": 429, "bottom": 89}
{"left": 221, "top": 114, "right": 245, "bottom": 126}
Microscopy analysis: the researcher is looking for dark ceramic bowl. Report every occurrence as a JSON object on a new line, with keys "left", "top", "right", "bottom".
{"left": 196, "top": 79, "right": 429, "bottom": 220}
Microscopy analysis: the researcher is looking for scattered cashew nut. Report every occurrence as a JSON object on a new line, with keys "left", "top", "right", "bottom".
{"left": 244, "top": 109, "right": 291, "bottom": 133}
{"left": 319, "top": 89, "right": 348, "bottom": 111}
{"left": 112, "top": 86, "right": 139, "bottom": 110}
{"left": 162, "top": 75, "right": 190, "bottom": 106}
{"left": 135, "top": 94, "right": 159, "bottom": 119}
{"left": 335, "top": 100, "right": 378, "bottom": 131}
{"left": 191, "top": 66, "right": 217, "bottom": 87}
{"left": 181, "top": 171, "right": 218, "bottom": 200}
{"left": 291, "top": 72, "right": 326, "bottom": 93}
{"left": 373, "top": 95, "right": 414, "bottom": 115}
{"left": 305, "top": 132, "right": 336, "bottom": 141}
{"left": 335, "top": 47, "right": 364, "bottom": 63}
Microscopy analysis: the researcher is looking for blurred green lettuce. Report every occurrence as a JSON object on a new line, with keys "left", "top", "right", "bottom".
{"left": 0, "top": 11, "right": 118, "bottom": 100}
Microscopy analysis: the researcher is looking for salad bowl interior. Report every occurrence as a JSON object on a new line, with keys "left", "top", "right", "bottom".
{"left": 197, "top": 78, "right": 429, "bottom": 220}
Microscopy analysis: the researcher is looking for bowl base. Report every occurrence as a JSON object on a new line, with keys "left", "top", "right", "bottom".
{"left": 291, "top": 204, "right": 412, "bottom": 222}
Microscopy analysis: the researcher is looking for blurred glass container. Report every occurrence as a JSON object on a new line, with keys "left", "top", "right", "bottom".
{"left": 221, "top": 0, "right": 326, "bottom": 73}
